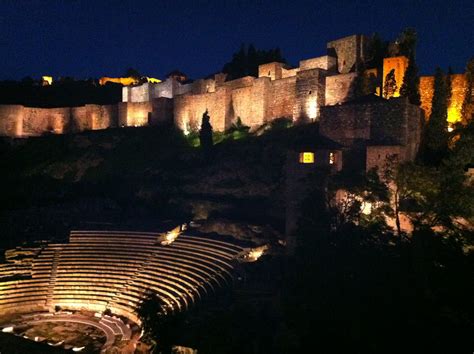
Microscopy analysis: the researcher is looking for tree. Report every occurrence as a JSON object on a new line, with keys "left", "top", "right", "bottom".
{"left": 383, "top": 69, "right": 397, "bottom": 99}
{"left": 424, "top": 67, "right": 449, "bottom": 164}
{"left": 399, "top": 53, "right": 421, "bottom": 105}
{"left": 137, "top": 292, "right": 183, "bottom": 352}
{"left": 353, "top": 63, "right": 377, "bottom": 98}
{"left": 446, "top": 66, "right": 453, "bottom": 107}
{"left": 199, "top": 109, "right": 213, "bottom": 155}
{"left": 461, "top": 57, "right": 474, "bottom": 124}
{"left": 124, "top": 67, "right": 141, "bottom": 78}
{"left": 397, "top": 28, "right": 418, "bottom": 58}
{"left": 367, "top": 33, "right": 389, "bottom": 70}
{"left": 222, "top": 44, "right": 287, "bottom": 80}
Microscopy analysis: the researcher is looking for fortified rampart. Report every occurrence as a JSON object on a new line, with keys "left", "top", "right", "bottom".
{"left": 320, "top": 96, "right": 424, "bottom": 171}
{"left": 0, "top": 104, "right": 118, "bottom": 137}
{"left": 1, "top": 33, "right": 472, "bottom": 139}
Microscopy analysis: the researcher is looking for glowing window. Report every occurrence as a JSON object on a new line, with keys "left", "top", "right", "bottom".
{"left": 329, "top": 152, "right": 335, "bottom": 165}
{"left": 299, "top": 152, "right": 314, "bottom": 164}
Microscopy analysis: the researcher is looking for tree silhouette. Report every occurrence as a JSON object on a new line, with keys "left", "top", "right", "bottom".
{"left": 383, "top": 69, "right": 397, "bottom": 99}
{"left": 124, "top": 67, "right": 141, "bottom": 78}
{"left": 400, "top": 54, "right": 421, "bottom": 105}
{"left": 397, "top": 27, "right": 418, "bottom": 58}
{"left": 199, "top": 109, "right": 213, "bottom": 155}
{"left": 424, "top": 67, "right": 449, "bottom": 164}
{"left": 222, "top": 44, "right": 286, "bottom": 80}
{"left": 461, "top": 57, "right": 474, "bottom": 124}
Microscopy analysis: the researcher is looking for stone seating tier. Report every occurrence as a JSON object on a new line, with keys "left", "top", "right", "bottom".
{"left": 0, "top": 231, "right": 244, "bottom": 324}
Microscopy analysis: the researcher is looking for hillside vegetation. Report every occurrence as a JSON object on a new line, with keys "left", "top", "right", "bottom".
{"left": 0, "top": 122, "right": 320, "bottom": 249}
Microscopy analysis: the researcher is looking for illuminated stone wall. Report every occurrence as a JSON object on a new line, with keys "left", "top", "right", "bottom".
{"left": 299, "top": 55, "right": 337, "bottom": 72}
{"left": 320, "top": 97, "right": 423, "bottom": 149}
{"left": 327, "top": 34, "right": 370, "bottom": 74}
{"left": 0, "top": 105, "right": 23, "bottom": 137}
{"left": 231, "top": 78, "right": 270, "bottom": 127}
{"left": 87, "top": 104, "right": 118, "bottom": 130}
{"left": 293, "top": 69, "right": 326, "bottom": 122}
{"left": 325, "top": 72, "right": 358, "bottom": 106}
{"left": 269, "top": 76, "right": 297, "bottom": 119}
{"left": 258, "top": 62, "right": 284, "bottom": 80}
{"left": 0, "top": 104, "right": 118, "bottom": 137}
{"left": 382, "top": 56, "right": 409, "bottom": 97}
{"left": 118, "top": 102, "right": 152, "bottom": 127}
{"left": 173, "top": 87, "right": 230, "bottom": 132}
{"left": 420, "top": 74, "right": 469, "bottom": 123}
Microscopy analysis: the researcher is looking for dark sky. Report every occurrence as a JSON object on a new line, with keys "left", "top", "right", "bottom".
{"left": 0, "top": 0, "right": 472, "bottom": 80}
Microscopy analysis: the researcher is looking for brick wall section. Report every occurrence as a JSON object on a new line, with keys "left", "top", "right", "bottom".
{"left": 150, "top": 98, "right": 173, "bottom": 125}
{"left": 320, "top": 103, "right": 371, "bottom": 145}
{"left": 22, "top": 107, "right": 70, "bottom": 136}
{"left": 87, "top": 104, "right": 118, "bottom": 130}
{"left": 293, "top": 69, "right": 326, "bottom": 122}
{"left": 0, "top": 105, "right": 23, "bottom": 136}
{"left": 299, "top": 56, "right": 337, "bottom": 72}
{"left": 258, "top": 62, "right": 284, "bottom": 80}
{"left": 366, "top": 145, "right": 405, "bottom": 171}
{"left": 173, "top": 87, "right": 230, "bottom": 132}
{"left": 327, "top": 34, "right": 369, "bottom": 74}
{"left": 231, "top": 78, "right": 270, "bottom": 127}
{"left": 0, "top": 104, "right": 119, "bottom": 137}
{"left": 269, "top": 76, "right": 296, "bottom": 119}
{"left": 320, "top": 97, "right": 423, "bottom": 148}
{"left": 118, "top": 102, "right": 152, "bottom": 127}
{"left": 325, "top": 72, "right": 358, "bottom": 106}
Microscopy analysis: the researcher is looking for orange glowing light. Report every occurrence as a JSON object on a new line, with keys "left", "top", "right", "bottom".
{"left": 99, "top": 77, "right": 139, "bottom": 86}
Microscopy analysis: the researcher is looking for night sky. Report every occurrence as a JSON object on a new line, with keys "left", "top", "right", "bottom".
{"left": 0, "top": 0, "right": 472, "bottom": 81}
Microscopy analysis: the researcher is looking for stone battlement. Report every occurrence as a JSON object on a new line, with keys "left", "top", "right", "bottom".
{"left": 0, "top": 34, "right": 471, "bottom": 138}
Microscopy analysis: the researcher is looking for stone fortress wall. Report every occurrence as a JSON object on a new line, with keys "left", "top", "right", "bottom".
{"left": 0, "top": 34, "right": 471, "bottom": 138}
{"left": 0, "top": 104, "right": 118, "bottom": 137}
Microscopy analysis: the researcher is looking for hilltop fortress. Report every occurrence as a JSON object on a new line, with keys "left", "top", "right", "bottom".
{"left": 0, "top": 34, "right": 472, "bottom": 169}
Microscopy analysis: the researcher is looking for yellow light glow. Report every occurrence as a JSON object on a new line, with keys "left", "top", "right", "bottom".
{"left": 329, "top": 152, "right": 335, "bottom": 165}
{"left": 145, "top": 77, "right": 161, "bottom": 84}
{"left": 236, "top": 245, "right": 269, "bottom": 262}
{"left": 299, "top": 152, "right": 314, "bottom": 164}
{"left": 160, "top": 224, "right": 187, "bottom": 245}
{"left": 308, "top": 97, "right": 318, "bottom": 120}
{"left": 42, "top": 76, "right": 53, "bottom": 86}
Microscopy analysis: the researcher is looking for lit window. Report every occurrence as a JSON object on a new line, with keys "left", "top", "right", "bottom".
{"left": 299, "top": 152, "right": 314, "bottom": 164}
{"left": 329, "top": 152, "right": 335, "bottom": 165}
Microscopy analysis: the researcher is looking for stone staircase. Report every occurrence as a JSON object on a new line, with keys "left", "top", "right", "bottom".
{"left": 46, "top": 249, "right": 60, "bottom": 308}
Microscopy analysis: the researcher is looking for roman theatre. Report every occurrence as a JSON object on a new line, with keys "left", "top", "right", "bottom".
{"left": 0, "top": 227, "right": 257, "bottom": 351}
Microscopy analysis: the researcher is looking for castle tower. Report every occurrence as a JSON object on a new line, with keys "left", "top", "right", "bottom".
{"left": 327, "top": 34, "right": 370, "bottom": 74}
